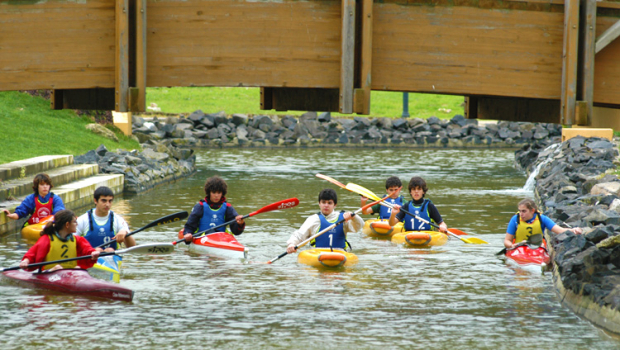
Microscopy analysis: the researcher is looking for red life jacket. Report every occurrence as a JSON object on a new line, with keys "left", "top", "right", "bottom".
{"left": 28, "top": 194, "right": 54, "bottom": 225}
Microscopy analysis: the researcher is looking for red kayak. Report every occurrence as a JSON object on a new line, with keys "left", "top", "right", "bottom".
{"left": 505, "top": 244, "right": 550, "bottom": 267}
{"left": 189, "top": 232, "right": 248, "bottom": 259}
{"left": 178, "top": 230, "right": 248, "bottom": 259}
{"left": 2, "top": 268, "right": 133, "bottom": 301}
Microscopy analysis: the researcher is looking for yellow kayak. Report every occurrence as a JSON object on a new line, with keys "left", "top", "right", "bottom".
{"left": 391, "top": 231, "right": 448, "bottom": 248}
{"left": 362, "top": 219, "right": 404, "bottom": 238}
{"left": 21, "top": 215, "right": 54, "bottom": 241}
{"left": 298, "top": 248, "right": 358, "bottom": 268}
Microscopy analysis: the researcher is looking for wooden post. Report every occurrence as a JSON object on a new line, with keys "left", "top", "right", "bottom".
{"left": 561, "top": 0, "right": 580, "bottom": 125}
{"left": 135, "top": 0, "right": 147, "bottom": 112}
{"left": 116, "top": 0, "right": 129, "bottom": 112}
{"left": 340, "top": 0, "right": 356, "bottom": 114}
{"left": 464, "top": 97, "right": 478, "bottom": 119}
{"left": 354, "top": 0, "right": 372, "bottom": 115}
{"left": 577, "top": 0, "right": 596, "bottom": 125}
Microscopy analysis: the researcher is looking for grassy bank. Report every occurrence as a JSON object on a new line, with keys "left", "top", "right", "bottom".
{"left": 0, "top": 91, "right": 140, "bottom": 164}
{"left": 146, "top": 87, "right": 464, "bottom": 119}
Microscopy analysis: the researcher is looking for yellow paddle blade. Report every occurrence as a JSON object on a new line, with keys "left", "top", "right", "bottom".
{"left": 345, "top": 183, "right": 382, "bottom": 201}
{"left": 461, "top": 236, "right": 488, "bottom": 244}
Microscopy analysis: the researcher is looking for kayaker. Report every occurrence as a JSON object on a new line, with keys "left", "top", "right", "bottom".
{"left": 388, "top": 176, "right": 448, "bottom": 233}
{"left": 360, "top": 176, "right": 404, "bottom": 218}
{"left": 2, "top": 173, "right": 66, "bottom": 226}
{"left": 75, "top": 186, "right": 135, "bottom": 253}
{"left": 19, "top": 209, "right": 100, "bottom": 272}
{"left": 504, "top": 198, "right": 582, "bottom": 249}
{"left": 286, "top": 188, "right": 364, "bottom": 253}
{"left": 182, "top": 176, "right": 245, "bottom": 243}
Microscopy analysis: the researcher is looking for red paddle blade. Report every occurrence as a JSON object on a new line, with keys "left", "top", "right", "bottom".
{"left": 362, "top": 197, "right": 387, "bottom": 211}
{"left": 448, "top": 228, "right": 469, "bottom": 236}
{"left": 249, "top": 198, "right": 300, "bottom": 216}
{"left": 316, "top": 173, "right": 346, "bottom": 189}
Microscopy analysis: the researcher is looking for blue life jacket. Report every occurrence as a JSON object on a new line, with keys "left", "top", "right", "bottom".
{"left": 404, "top": 199, "right": 432, "bottom": 231}
{"left": 379, "top": 195, "right": 404, "bottom": 220}
{"left": 198, "top": 201, "right": 227, "bottom": 232}
{"left": 84, "top": 209, "right": 116, "bottom": 249}
{"left": 313, "top": 211, "right": 346, "bottom": 249}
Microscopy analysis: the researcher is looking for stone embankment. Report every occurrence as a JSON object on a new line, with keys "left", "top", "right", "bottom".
{"left": 515, "top": 136, "right": 620, "bottom": 334}
{"left": 74, "top": 142, "right": 196, "bottom": 194}
{"left": 132, "top": 111, "right": 562, "bottom": 148}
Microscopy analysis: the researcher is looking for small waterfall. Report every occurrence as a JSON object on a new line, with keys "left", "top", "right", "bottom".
{"left": 522, "top": 143, "right": 561, "bottom": 191}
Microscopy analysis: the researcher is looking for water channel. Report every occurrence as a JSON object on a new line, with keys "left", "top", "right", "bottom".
{"left": 1, "top": 148, "right": 619, "bottom": 349}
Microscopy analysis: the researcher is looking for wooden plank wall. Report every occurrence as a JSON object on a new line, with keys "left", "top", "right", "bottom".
{"left": 593, "top": 15, "right": 620, "bottom": 106}
{"left": 371, "top": 0, "right": 566, "bottom": 100}
{"left": 146, "top": 0, "right": 342, "bottom": 89}
{"left": 0, "top": 0, "right": 116, "bottom": 90}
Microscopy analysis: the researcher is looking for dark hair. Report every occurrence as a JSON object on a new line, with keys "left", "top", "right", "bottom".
{"left": 518, "top": 198, "right": 537, "bottom": 211}
{"left": 32, "top": 173, "right": 53, "bottom": 194}
{"left": 94, "top": 186, "right": 115, "bottom": 201}
{"left": 385, "top": 176, "right": 402, "bottom": 189}
{"left": 318, "top": 188, "right": 338, "bottom": 204}
{"left": 408, "top": 177, "right": 428, "bottom": 196}
{"left": 204, "top": 176, "right": 228, "bottom": 197}
{"left": 42, "top": 209, "right": 76, "bottom": 236}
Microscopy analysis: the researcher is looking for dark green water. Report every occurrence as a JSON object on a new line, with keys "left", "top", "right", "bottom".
{"left": 0, "top": 148, "right": 618, "bottom": 349}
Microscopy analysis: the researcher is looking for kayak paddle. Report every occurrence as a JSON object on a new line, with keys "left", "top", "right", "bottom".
{"left": 2, "top": 243, "right": 175, "bottom": 272}
{"left": 95, "top": 211, "right": 189, "bottom": 249}
{"left": 344, "top": 183, "right": 488, "bottom": 244}
{"left": 172, "top": 198, "right": 300, "bottom": 245}
{"left": 266, "top": 198, "right": 386, "bottom": 264}
{"left": 316, "top": 174, "right": 468, "bottom": 236}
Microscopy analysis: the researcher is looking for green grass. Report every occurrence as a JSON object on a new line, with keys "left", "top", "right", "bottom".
{"left": 0, "top": 91, "right": 140, "bottom": 164}
{"left": 146, "top": 87, "right": 464, "bottom": 119}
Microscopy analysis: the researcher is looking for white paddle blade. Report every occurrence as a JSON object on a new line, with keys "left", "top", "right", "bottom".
{"left": 117, "top": 243, "right": 175, "bottom": 255}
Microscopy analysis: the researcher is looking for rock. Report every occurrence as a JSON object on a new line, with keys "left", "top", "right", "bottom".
{"left": 86, "top": 124, "right": 118, "bottom": 142}
{"left": 597, "top": 235, "right": 620, "bottom": 249}
{"left": 591, "top": 182, "right": 620, "bottom": 196}
{"left": 231, "top": 114, "right": 248, "bottom": 126}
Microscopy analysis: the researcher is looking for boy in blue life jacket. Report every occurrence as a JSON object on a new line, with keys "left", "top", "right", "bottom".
{"left": 360, "top": 176, "right": 404, "bottom": 219}
{"left": 388, "top": 177, "right": 448, "bottom": 233}
{"left": 504, "top": 198, "right": 582, "bottom": 249}
{"left": 3, "top": 173, "right": 66, "bottom": 226}
{"left": 286, "top": 188, "right": 364, "bottom": 253}
{"left": 183, "top": 176, "right": 245, "bottom": 243}
{"left": 75, "top": 186, "right": 134, "bottom": 252}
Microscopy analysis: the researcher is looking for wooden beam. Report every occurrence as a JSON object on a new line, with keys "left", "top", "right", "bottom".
{"left": 116, "top": 0, "right": 129, "bottom": 112}
{"left": 260, "top": 88, "right": 273, "bottom": 110}
{"left": 577, "top": 0, "right": 596, "bottom": 125}
{"left": 464, "top": 97, "right": 479, "bottom": 119}
{"left": 477, "top": 97, "right": 561, "bottom": 123}
{"left": 595, "top": 20, "right": 620, "bottom": 54}
{"left": 135, "top": 0, "right": 147, "bottom": 112}
{"left": 269, "top": 88, "right": 339, "bottom": 112}
{"left": 561, "top": 0, "right": 580, "bottom": 125}
{"left": 340, "top": 0, "right": 356, "bottom": 114}
{"left": 354, "top": 0, "right": 373, "bottom": 115}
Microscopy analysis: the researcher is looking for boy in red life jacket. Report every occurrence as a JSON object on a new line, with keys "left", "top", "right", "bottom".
{"left": 20, "top": 209, "right": 100, "bottom": 272}
{"left": 182, "top": 176, "right": 245, "bottom": 243}
{"left": 3, "top": 173, "right": 66, "bottom": 226}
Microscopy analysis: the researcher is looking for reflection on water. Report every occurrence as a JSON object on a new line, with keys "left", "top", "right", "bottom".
{"left": 0, "top": 148, "right": 618, "bottom": 349}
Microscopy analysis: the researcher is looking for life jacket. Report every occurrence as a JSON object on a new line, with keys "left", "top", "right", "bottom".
{"left": 312, "top": 211, "right": 347, "bottom": 249}
{"left": 514, "top": 212, "right": 544, "bottom": 244}
{"left": 84, "top": 209, "right": 116, "bottom": 249}
{"left": 198, "top": 199, "right": 227, "bottom": 232}
{"left": 404, "top": 199, "right": 432, "bottom": 231}
{"left": 43, "top": 233, "right": 77, "bottom": 270}
{"left": 379, "top": 195, "right": 404, "bottom": 220}
{"left": 27, "top": 193, "right": 55, "bottom": 225}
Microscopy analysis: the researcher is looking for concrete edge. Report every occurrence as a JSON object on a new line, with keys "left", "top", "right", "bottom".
{"left": 0, "top": 155, "right": 74, "bottom": 182}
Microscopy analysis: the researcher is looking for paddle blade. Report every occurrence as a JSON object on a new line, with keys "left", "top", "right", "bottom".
{"left": 116, "top": 243, "right": 175, "bottom": 255}
{"left": 249, "top": 198, "right": 300, "bottom": 217}
{"left": 316, "top": 174, "right": 346, "bottom": 189}
{"left": 447, "top": 228, "right": 468, "bottom": 236}
{"left": 345, "top": 183, "right": 382, "bottom": 201}
{"left": 145, "top": 211, "right": 189, "bottom": 229}
{"left": 461, "top": 236, "right": 488, "bottom": 244}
